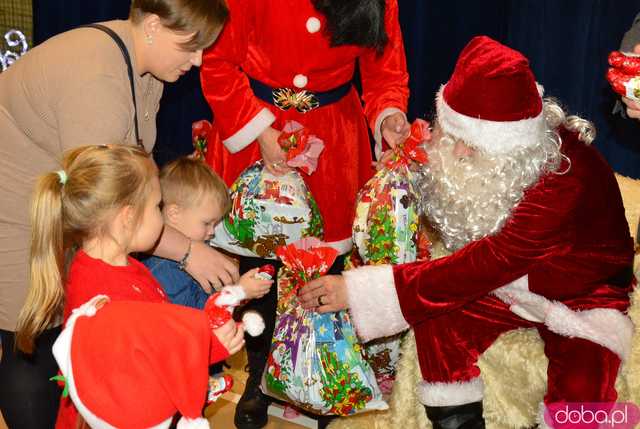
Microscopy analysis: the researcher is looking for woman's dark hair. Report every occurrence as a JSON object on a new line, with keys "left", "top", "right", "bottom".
{"left": 130, "top": 0, "right": 229, "bottom": 51}
{"left": 311, "top": 0, "right": 388, "bottom": 54}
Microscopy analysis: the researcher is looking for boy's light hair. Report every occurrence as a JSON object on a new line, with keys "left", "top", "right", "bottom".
{"left": 160, "top": 157, "right": 231, "bottom": 215}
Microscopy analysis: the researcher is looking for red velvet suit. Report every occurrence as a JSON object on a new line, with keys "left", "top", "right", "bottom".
{"left": 200, "top": 0, "right": 409, "bottom": 248}
{"left": 393, "top": 129, "right": 635, "bottom": 407}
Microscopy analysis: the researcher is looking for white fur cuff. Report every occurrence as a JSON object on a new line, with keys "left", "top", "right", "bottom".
{"left": 344, "top": 265, "right": 409, "bottom": 342}
{"left": 416, "top": 378, "right": 485, "bottom": 406}
{"left": 223, "top": 108, "right": 276, "bottom": 153}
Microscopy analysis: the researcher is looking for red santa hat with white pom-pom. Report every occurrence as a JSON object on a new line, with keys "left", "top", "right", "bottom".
{"left": 52, "top": 296, "right": 214, "bottom": 429}
{"left": 436, "top": 35, "right": 546, "bottom": 155}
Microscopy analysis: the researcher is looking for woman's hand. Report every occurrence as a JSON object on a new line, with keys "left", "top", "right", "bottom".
{"left": 186, "top": 241, "right": 240, "bottom": 292}
{"left": 381, "top": 112, "right": 410, "bottom": 148}
{"left": 258, "top": 126, "right": 292, "bottom": 175}
{"left": 214, "top": 319, "right": 245, "bottom": 355}
{"left": 372, "top": 149, "right": 396, "bottom": 170}
{"left": 298, "top": 275, "right": 349, "bottom": 313}
{"left": 239, "top": 268, "right": 272, "bottom": 299}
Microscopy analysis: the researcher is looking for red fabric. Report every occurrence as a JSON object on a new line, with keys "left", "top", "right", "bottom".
{"left": 63, "top": 250, "right": 168, "bottom": 321}
{"left": 394, "top": 129, "right": 634, "bottom": 324}
{"left": 200, "top": 0, "right": 409, "bottom": 243}
{"left": 56, "top": 251, "right": 228, "bottom": 428}
{"left": 70, "top": 301, "right": 213, "bottom": 428}
{"left": 443, "top": 35, "right": 542, "bottom": 121}
{"left": 412, "top": 294, "right": 620, "bottom": 406}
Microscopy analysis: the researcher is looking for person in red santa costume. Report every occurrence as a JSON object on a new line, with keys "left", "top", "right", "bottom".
{"left": 200, "top": 1, "right": 409, "bottom": 427}
{"left": 299, "top": 35, "right": 636, "bottom": 429}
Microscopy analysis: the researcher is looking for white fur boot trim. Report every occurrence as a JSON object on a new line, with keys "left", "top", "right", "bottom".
{"left": 416, "top": 377, "right": 485, "bottom": 407}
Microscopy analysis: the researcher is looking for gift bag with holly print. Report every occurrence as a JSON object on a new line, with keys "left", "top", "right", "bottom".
{"left": 261, "top": 238, "right": 387, "bottom": 416}
{"left": 210, "top": 121, "right": 325, "bottom": 258}
{"left": 347, "top": 119, "right": 433, "bottom": 396}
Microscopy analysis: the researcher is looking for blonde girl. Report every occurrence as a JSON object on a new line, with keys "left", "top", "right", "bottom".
{"left": 15, "top": 145, "right": 243, "bottom": 428}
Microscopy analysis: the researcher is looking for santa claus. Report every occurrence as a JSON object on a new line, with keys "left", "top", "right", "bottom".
{"left": 299, "top": 36, "right": 635, "bottom": 428}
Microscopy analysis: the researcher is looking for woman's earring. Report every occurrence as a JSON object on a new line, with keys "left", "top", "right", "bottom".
{"left": 145, "top": 34, "right": 153, "bottom": 45}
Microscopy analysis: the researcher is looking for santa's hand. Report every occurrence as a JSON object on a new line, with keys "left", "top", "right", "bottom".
{"left": 186, "top": 241, "right": 239, "bottom": 292}
{"left": 214, "top": 319, "right": 245, "bottom": 355}
{"left": 298, "top": 275, "right": 348, "bottom": 313}
{"left": 258, "top": 126, "right": 292, "bottom": 176}
{"left": 381, "top": 112, "right": 410, "bottom": 148}
{"left": 239, "top": 268, "right": 273, "bottom": 299}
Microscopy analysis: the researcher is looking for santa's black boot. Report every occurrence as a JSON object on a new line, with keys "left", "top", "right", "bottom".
{"left": 234, "top": 348, "right": 270, "bottom": 429}
{"left": 424, "top": 401, "right": 486, "bottom": 429}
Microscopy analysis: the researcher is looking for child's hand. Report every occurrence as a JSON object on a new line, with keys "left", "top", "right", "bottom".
{"left": 214, "top": 319, "right": 245, "bottom": 355}
{"left": 239, "top": 268, "right": 273, "bottom": 299}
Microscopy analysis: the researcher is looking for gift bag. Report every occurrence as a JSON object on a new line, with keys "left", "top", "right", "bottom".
{"left": 352, "top": 119, "right": 432, "bottom": 266}
{"left": 211, "top": 122, "right": 324, "bottom": 258}
{"left": 607, "top": 51, "right": 640, "bottom": 102}
{"left": 262, "top": 238, "right": 387, "bottom": 416}
{"left": 349, "top": 119, "right": 433, "bottom": 394}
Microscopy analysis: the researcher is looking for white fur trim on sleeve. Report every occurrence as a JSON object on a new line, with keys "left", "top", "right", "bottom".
{"left": 436, "top": 86, "right": 545, "bottom": 155}
{"left": 416, "top": 377, "right": 485, "bottom": 406}
{"left": 343, "top": 264, "right": 409, "bottom": 342}
{"left": 373, "top": 107, "right": 406, "bottom": 160}
{"left": 222, "top": 108, "right": 276, "bottom": 154}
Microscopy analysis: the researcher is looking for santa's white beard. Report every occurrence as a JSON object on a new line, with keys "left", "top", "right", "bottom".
{"left": 418, "top": 134, "right": 561, "bottom": 251}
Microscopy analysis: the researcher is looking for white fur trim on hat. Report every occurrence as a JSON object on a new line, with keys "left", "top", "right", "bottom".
{"left": 52, "top": 296, "right": 178, "bottom": 429}
{"left": 435, "top": 86, "right": 546, "bottom": 155}
{"left": 494, "top": 276, "right": 634, "bottom": 360}
{"left": 177, "top": 417, "right": 210, "bottom": 428}
{"left": 416, "top": 377, "right": 485, "bottom": 406}
{"left": 344, "top": 265, "right": 409, "bottom": 342}
{"left": 223, "top": 108, "right": 276, "bottom": 153}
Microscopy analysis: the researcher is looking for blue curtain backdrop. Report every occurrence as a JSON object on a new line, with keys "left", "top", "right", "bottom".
{"left": 33, "top": 0, "right": 640, "bottom": 177}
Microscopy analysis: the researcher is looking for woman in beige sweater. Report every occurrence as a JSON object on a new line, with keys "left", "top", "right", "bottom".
{"left": 0, "top": 1, "right": 234, "bottom": 427}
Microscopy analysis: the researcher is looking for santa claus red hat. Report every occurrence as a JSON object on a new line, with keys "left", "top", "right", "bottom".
{"left": 52, "top": 296, "right": 212, "bottom": 429}
{"left": 436, "top": 35, "right": 546, "bottom": 154}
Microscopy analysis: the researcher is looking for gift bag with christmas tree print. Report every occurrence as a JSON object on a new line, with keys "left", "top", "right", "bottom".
{"left": 262, "top": 238, "right": 387, "bottom": 416}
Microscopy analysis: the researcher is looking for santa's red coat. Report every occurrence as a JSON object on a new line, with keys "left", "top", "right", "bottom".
{"left": 346, "top": 129, "right": 635, "bottom": 379}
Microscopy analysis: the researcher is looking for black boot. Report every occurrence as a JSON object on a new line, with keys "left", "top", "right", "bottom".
{"left": 234, "top": 349, "right": 270, "bottom": 429}
{"left": 424, "top": 401, "right": 485, "bottom": 429}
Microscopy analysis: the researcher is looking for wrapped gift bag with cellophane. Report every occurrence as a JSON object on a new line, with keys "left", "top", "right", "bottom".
{"left": 210, "top": 122, "right": 325, "bottom": 258}
{"left": 348, "top": 119, "right": 433, "bottom": 396}
{"left": 261, "top": 238, "right": 387, "bottom": 416}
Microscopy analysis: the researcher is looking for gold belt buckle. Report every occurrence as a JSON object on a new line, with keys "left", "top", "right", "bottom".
{"left": 272, "top": 87, "right": 320, "bottom": 113}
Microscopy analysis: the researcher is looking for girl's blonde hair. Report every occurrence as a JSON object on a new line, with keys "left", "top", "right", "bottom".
{"left": 15, "top": 145, "right": 157, "bottom": 354}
